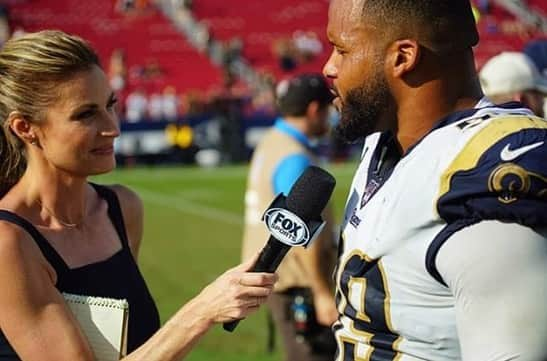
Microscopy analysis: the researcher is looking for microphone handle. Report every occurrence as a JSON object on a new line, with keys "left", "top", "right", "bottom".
{"left": 223, "top": 237, "right": 291, "bottom": 332}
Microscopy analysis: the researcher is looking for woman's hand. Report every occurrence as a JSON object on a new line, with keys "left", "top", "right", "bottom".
{"left": 122, "top": 255, "right": 277, "bottom": 361}
{"left": 195, "top": 254, "right": 277, "bottom": 324}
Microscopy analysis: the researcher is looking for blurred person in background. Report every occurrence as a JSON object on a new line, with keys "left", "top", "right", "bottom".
{"left": 524, "top": 38, "right": 547, "bottom": 116}
{"left": 293, "top": 30, "right": 323, "bottom": 62}
{"left": 108, "top": 48, "right": 127, "bottom": 93}
{"left": 525, "top": 38, "right": 547, "bottom": 77}
{"left": 242, "top": 73, "right": 338, "bottom": 361}
{"left": 147, "top": 92, "right": 164, "bottom": 121}
{"left": 272, "top": 38, "right": 298, "bottom": 72}
{"left": 125, "top": 88, "right": 148, "bottom": 123}
{"left": 161, "top": 85, "right": 179, "bottom": 121}
{"left": 323, "top": 0, "right": 547, "bottom": 359}
{"left": 480, "top": 51, "right": 547, "bottom": 117}
{"left": 0, "top": 30, "right": 276, "bottom": 361}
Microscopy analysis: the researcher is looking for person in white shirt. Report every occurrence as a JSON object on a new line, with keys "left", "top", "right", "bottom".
{"left": 125, "top": 88, "right": 148, "bottom": 123}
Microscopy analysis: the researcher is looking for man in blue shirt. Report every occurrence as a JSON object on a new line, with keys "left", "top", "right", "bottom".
{"left": 242, "top": 73, "right": 338, "bottom": 361}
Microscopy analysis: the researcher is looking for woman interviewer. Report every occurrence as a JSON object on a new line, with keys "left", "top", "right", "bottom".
{"left": 0, "top": 30, "right": 276, "bottom": 360}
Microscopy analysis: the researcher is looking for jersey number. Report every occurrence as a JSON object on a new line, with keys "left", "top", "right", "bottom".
{"left": 336, "top": 251, "right": 400, "bottom": 361}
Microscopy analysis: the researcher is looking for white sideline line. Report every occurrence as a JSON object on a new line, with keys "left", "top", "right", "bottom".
{"left": 136, "top": 188, "right": 243, "bottom": 226}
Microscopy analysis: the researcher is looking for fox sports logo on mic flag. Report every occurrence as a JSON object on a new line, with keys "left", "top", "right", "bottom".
{"left": 264, "top": 208, "right": 310, "bottom": 246}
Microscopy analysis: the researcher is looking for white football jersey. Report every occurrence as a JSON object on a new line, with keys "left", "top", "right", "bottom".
{"left": 334, "top": 100, "right": 547, "bottom": 360}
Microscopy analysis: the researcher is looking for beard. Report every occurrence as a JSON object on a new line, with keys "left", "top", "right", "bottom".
{"left": 335, "top": 69, "right": 393, "bottom": 143}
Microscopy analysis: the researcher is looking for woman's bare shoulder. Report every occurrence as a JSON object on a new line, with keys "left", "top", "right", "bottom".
{"left": 102, "top": 184, "right": 144, "bottom": 258}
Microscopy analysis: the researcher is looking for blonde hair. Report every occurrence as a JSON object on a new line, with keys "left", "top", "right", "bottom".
{"left": 0, "top": 30, "right": 100, "bottom": 196}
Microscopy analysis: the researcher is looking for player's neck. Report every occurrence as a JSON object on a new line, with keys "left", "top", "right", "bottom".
{"left": 396, "top": 68, "right": 483, "bottom": 154}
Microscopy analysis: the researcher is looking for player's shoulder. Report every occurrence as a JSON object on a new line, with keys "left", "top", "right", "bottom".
{"left": 437, "top": 111, "right": 547, "bottom": 227}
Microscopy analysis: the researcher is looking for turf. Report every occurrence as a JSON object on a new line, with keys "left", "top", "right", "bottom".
{"left": 92, "top": 162, "right": 357, "bottom": 360}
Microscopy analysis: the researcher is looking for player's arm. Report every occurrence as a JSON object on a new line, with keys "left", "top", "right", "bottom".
{"left": 436, "top": 220, "right": 547, "bottom": 361}
{"left": 273, "top": 155, "right": 338, "bottom": 326}
{"left": 0, "top": 222, "right": 94, "bottom": 361}
{"left": 109, "top": 184, "right": 144, "bottom": 260}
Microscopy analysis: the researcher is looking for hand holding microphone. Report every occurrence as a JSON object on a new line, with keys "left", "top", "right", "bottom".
{"left": 224, "top": 165, "right": 336, "bottom": 332}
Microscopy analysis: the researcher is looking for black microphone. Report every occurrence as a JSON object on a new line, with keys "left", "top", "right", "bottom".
{"left": 224, "top": 165, "right": 336, "bottom": 332}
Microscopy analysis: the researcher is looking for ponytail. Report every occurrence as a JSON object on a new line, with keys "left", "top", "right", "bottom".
{"left": 0, "top": 123, "right": 26, "bottom": 198}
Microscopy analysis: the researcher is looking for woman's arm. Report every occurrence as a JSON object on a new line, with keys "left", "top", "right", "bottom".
{"left": 125, "top": 256, "right": 275, "bottom": 360}
{"left": 0, "top": 222, "right": 95, "bottom": 361}
{"left": 0, "top": 224, "right": 275, "bottom": 361}
{"left": 111, "top": 185, "right": 277, "bottom": 360}
{"left": 0, "top": 193, "right": 276, "bottom": 361}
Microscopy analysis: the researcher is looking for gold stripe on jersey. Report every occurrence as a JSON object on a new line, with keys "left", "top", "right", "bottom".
{"left": 438, "top": 115, "right": 547, "bottom": 202}
{"left": 335, "top": 232, "right": 349, "bottom": 315}
{"left": 378, "top": 260, "right": 403, "bottom": 360}
{"left": 338, "top": 335, "right": 373, "bottom": 360}
{"left": 349, "top": 277, "right": 371, "bottom": 323}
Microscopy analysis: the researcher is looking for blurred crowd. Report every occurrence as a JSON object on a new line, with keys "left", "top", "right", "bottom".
{"left": 271, "top": 31, "right": 323, "bottom": 73}
{"left": 1, "top": 0, "right": 546, "bottom": 126}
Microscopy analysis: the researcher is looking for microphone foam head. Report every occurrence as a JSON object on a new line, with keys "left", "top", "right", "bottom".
{"left": 285, "top": 166, "right": 336, "bottom": 221}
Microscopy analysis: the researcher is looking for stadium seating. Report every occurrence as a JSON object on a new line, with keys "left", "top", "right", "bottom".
{"left": 192, "top": 0, "right": 330, "bottom": 79}
{"left": 473, "top": 0, "right": 546, "bottom": 68}
{"left": 192, "top": 0, "right": 546, "bottom": 75}
{"left": 7, "top": 0, "right": 546, "bottom": 94}
{"left": 7, "top": 0, "right": 223, "bottom": 95}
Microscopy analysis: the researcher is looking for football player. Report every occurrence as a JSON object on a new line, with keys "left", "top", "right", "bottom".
{"left": 323, "top": 0, "right": 547, "bottom": 360}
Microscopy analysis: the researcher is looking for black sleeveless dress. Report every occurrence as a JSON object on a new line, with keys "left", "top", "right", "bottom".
{"left": 0, "top": 184, "right": 160, "bottom": 359}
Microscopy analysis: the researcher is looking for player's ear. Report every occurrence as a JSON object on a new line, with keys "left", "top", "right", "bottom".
{"left": 387, "top": 39, "right": 421, "bottom": 79}
{"left": 306, "top": 101, "right": 320, "bottom": 119}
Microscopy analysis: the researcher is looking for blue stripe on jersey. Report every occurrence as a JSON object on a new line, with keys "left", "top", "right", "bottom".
{"left": 272, "top": 154, "right": 311, "bottom": 195}
{"left": 425, "top": 218, "right": 481, "bottom": 286}
{"left": 361, "top": 133, "right": 400, "bottom": 209}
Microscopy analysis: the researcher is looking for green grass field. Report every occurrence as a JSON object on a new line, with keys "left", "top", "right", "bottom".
{"left": 92, "top": 162, "right": 358, "bottom": 361}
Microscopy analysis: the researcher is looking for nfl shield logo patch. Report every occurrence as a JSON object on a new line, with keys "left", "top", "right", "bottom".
{"left": 361, "top": 179, "right": 380, "bottom": 208}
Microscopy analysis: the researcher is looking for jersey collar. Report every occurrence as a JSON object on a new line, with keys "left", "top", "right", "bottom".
{"left": 431, "top": 99, "right": 532, "bottom": 131}
{"left": 404, "top": 100, "right": 534, "bottom": 156}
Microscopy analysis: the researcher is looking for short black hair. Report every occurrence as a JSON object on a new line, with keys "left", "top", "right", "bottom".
{"left": 276, "top": 73, "right": 333, "bottom": 117}
{"left": 361, "top": 0, "right": 479, "bottom": 53}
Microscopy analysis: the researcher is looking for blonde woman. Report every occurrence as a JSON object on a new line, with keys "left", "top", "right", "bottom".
{"left": 0, "top": 30, "right": 276, "bottom": 361}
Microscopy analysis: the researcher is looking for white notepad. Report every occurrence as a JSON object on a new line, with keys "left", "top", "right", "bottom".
{"left": 63, "top": 293, "right": 129, "bottom": 361}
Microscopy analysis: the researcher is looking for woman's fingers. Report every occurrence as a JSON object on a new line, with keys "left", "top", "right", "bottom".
{"left": 231, "top": 252, "right": 260, "bottom": 272}
{"left": 202, "top": 256, "right": 278, "bottom": 323}
{"left": 238, "top": 272, "right": 277, "bottom": 287}
{"left": 238, "top": 285, "right": 275, "bottom": 298}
